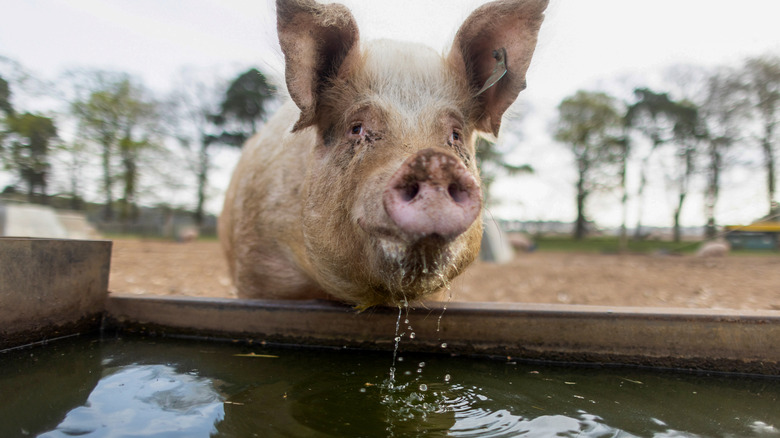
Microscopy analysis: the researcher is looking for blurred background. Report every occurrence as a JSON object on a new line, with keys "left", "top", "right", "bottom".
{"left": 2, "top": 0, "right": 779, "bottom": 237}
{"left": 1, "top": 0, "right": 779, "bottom": 308}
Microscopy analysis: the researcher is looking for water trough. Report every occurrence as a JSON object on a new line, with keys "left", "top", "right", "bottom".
{"left": 4, "top": 237, "right": 780, "bottom": 436}
{"left": 3, "top": 237, "right": 779, "bottom": 375}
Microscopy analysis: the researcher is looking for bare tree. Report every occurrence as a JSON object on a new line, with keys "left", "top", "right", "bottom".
{"left": 699, "top": 68, "right": 749, "bottom": 237}
{"left": 0, "top": 75, "right": 14, "bottom": 171}
{"left": 166, "top": 69, "right": 226, "bottom": 226}
{"left": 625, "top": 88, "right": 678, "bottom": 239}
{"left": 666, "top": 101, "right": 702, "bottom": 242}
{"left": 741, "top": 55, "right": 780, "bottom": 217}
{"left": 5, "top": 113, "right": 58, "bottom": 202}
{"left": 475, "top": 135, "right": 534, "bottom": 206}
{"left": 69, "top": 70, "right": 160, "bottom": 220}
{"left": 165, "top": 67, "right": 277, "bottom": 226}
{"left": 55, "top": 137, "right": 91, "bottom": 209}
{"left": 554, "top": 90, "right": 624, "bottom": 239}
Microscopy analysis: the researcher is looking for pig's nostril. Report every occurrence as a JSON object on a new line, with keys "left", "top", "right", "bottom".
{"left": 448, "top": 183, "right": 466, "bottom": 203}
{"left": 402, "top": 182, "right": 420, "bottom": 202}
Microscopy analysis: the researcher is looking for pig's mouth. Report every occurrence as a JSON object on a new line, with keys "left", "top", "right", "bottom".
{"left": 370, "top": 231, "right": 461, "bottom": 304}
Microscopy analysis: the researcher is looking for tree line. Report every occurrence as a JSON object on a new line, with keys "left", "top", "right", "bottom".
{"left": 0, "top": 58, "right": 534, "bottom": 229}
{"left": 553, "top": 54, "right": 779, "bottom": 243}
{"left": 0, "top": 63, "right": 275, "bottom": 226}
{"left": 1, "top": 53, "right": 778, "bottom": 239}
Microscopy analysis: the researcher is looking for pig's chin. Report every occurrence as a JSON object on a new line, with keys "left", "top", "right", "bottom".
{"left": 370, "top": 233, "right": 462, "bottom": 305}
{"left": 354, "top": 214, "right": 475, "bottom": 305}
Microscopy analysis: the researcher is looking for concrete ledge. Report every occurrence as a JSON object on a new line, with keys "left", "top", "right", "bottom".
{"left": 104, "top": 295, "right": 780, "bottom": 375}
{"left": 0, "top": 238, "right": 112, "bottom": 350}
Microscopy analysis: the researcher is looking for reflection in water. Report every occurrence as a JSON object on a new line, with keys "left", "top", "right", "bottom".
{"left": 39, "top": 365, "right": 224, "bottom": 438}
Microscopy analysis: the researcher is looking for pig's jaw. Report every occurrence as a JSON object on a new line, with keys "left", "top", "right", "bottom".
{"left": 370, "top": 233, "right": 467, "bottom": 305}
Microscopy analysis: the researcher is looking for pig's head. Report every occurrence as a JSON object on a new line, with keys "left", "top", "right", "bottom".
{"left": 276, "top": 0, "right": 547, "bottom": 307}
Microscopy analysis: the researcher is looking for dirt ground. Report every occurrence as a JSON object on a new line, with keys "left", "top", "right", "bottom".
{"left": 108, "top": 239, "right": 780, "bottom": 311}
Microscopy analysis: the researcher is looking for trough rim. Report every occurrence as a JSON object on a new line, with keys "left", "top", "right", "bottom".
{"left": 103, "top": 294, "right": 780, "bottom": 376}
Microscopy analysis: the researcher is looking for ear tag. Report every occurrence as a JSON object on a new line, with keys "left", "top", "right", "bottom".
{"left": 475, "top": 47, "right": 507, "bottom": 96}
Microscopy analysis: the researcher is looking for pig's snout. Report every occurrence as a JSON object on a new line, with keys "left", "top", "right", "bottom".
{"left": 383, "top": 148, "right": 482, "bottom": 240}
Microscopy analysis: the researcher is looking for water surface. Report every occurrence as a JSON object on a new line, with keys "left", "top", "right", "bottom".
{"left": 0, "top": 335, "right": 778, "bottom": 437}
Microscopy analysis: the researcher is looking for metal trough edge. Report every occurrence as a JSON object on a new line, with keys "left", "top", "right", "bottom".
{"left": 0, "top": 238, "right": 112, "bottom": 351}
{"left": 104, "top": 295, "right": 780, "bottom": 375}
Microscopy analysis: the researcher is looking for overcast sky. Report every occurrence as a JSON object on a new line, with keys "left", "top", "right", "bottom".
{"left": 1, "top": 0, "right": 779, "bottom": 228}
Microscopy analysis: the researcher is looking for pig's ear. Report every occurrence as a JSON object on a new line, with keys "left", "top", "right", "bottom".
{"left": 449, "top": 0, "right": 547, "bottom": 136}
{"left": 276, "top": 0, "right": 360, "bottom": 131}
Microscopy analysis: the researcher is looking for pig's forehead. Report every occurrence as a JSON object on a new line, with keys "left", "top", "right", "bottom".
{"left": 359, "top": 39, "right": 469, "bottom": 110}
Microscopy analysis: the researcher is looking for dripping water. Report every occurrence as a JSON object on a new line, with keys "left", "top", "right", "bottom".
{"left": 437, "top": 286, "right": 454, "bottom": 334}
{"left": 403, "top": 299, "right": 416, "bottom": 341}
{"left": 389, "top": 304, "right": 403, "bottom": 384}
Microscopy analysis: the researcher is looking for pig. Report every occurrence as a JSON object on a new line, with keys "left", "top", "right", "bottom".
{"left": 219, "top": 0, "right": 547, "bottom": 308}
{"left": 176, "top": 226, "right": 200, "bottom": 243}
{"left": 696, "top": 239, "right": 730, "bottom": 258}
{"left": 508, "top": 232, "right": 535, "bottom": 253}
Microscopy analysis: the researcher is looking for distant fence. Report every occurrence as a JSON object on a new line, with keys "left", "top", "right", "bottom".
{"left": 0, "top": 195, "right": 218, "bottom": 239}
{"left": 91, "top": 209, "right": 218, "bottom": 239}
{"left": 94, "top": 220, "right": 217, "bottom": 239}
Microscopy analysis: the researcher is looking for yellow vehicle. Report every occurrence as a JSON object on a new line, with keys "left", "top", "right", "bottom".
{"left": 724, "top": 222, "right": 780, "bottom": 250}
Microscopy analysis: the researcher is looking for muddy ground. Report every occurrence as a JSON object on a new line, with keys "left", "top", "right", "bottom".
{"left": 108, "top": 239, "right": 780, "bottom": 311}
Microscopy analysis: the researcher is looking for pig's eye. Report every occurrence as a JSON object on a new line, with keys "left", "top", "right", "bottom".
{"left": 349, "top": 123, "right": 364, "bottom": 137}
{"left": 450, "top": 130, "right": 462, "bottom": 143}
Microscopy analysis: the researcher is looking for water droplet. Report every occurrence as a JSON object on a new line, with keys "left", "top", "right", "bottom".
{"left": 359, "top": 387, "right": 366, "bottom": 393}
{"left": 404, "top": 319, "right": 409, "bottom": 324}
{"left": 409, "top": 332, "right": 416, "bottom": 339}
{"left": 404, "top": 371, "right": 412, "bottom": 376}
{"left": 398, "top": 356, "right": 404, "bottom": 362}
{"left": 440, "top": 343, "right": 448, "bottom": 349}
{"left": 444, "top": 374, "right": 451, "bottom": 382}
{"left": 418, "top": 362, "right": 426, "bottom": 367}
{"left": 419, "top": 384, "right": 428, "bottom": 391}
{"left": 394, "top": 336, "right": 401, "bottom": 342}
